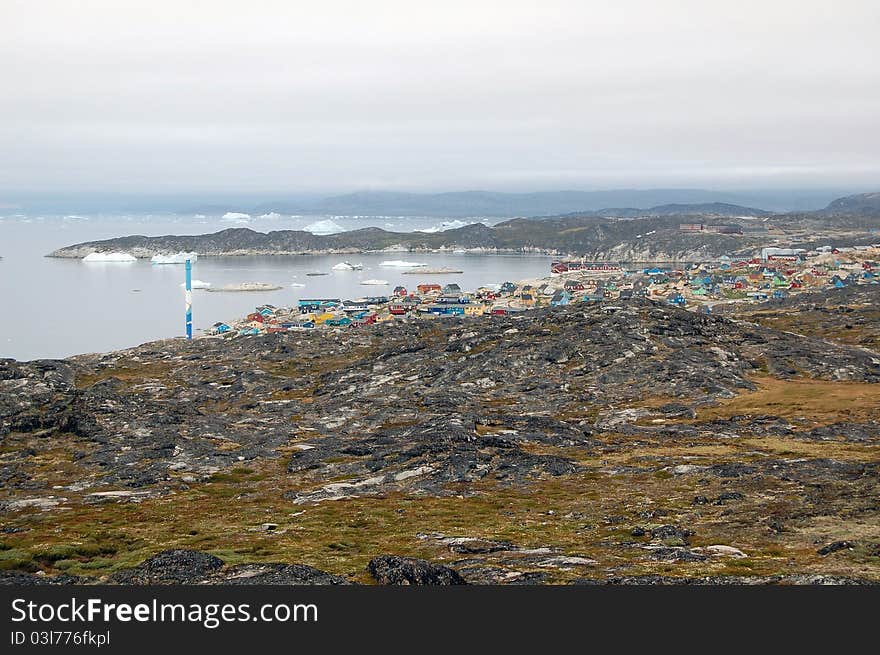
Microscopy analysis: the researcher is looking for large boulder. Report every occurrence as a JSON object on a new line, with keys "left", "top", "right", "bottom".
{"left": 108, "top": 549, "right": 224, "bottom": 584}
{"left": 217, "top": 563, "right": 348, "bottom": 585}
{"left": 367, "top": 556, "right": 466, "bottom": 585}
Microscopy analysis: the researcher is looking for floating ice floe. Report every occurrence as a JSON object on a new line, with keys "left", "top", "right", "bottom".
{"left": 221, "top": 212, "right": 252, "bottom": 223}
{"left": 360, "top": 279, "right": 389, "bottom": 285}
{"left": 290, "top": 282, "right": 306, "bottom": 288}
{"left": 206, "top": 282, "right": 282, "bottom": 292}
{"left": 304, "top": 219, "right": 344, "bottom": 235}
{"left": 332, "top": 261, "right": 363, "bottom": 271}
{"left": 179, "top": 280, "right": 212, "bottom": 289}
{"left": 151, "top": 251, "right": 198, "bottom": 264}
{"left": 380, "top": 260, "right": 426, "bottom": 268}
{"left": 83, "top": 252, "right": 136, "bottom": 262}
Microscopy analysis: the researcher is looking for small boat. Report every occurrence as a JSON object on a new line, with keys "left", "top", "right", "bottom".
{"left": 306, "top": 272, "right": 329, "bottom": 276}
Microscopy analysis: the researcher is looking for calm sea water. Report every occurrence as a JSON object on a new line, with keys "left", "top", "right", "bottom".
{"left": 0, "top": 214, "right": 551, "bottom": 361}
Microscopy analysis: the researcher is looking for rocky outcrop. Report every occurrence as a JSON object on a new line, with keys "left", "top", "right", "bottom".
{"left": 48, "top": 197, "right": 880, "bottom": 260}
{"left": 108, "top": 550, "right": 225, "bottom": 584}
{"left": 0, "top": 550, "right": 348, "bottom": 585}
{"left": 2, "top": 300, "right": 878, "bottom": 584}
{"left": 367, "top": 556, "right": 466, "bottom": 585}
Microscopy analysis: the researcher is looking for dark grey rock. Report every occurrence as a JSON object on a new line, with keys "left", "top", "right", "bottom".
{"left": 817, "top": 541, "right": 855, "bottom": 556}
{"left": 108, "top": 549, "right": 224, "bottom": 584}
{"left": 367, "top": 556, "right": 466, "bottom": 585}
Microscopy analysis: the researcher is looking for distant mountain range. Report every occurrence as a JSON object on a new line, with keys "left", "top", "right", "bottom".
{"left": 240, "top": 189, "right": 832, "bottom": 218}
{"left": 1, "top": 187, "right": 860, "bottom": 215}
{"left": 822, "top": 191, "right": 880, "bottom": 216}
{"left": 561, "top": 202, "right": 773, "bottom": 219}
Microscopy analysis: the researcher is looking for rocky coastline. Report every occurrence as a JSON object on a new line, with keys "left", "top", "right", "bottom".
{"left": 46, "top": 198, "right": 880, "bottom": 263}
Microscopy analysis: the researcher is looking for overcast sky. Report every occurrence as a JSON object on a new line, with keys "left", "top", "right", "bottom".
{"left": 1, "top": 0, "right": 878, "bottom": 193}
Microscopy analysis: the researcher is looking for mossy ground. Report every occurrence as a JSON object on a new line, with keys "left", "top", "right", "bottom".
{"left": 3, "top": 377, "right": 878, "bottom": 583}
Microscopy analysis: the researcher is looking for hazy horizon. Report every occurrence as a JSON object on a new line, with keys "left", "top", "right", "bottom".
{"left": 2, "top": 1, "right": 879, "bottom": 193}
{"left": 0, "top": 186, "right": 870, "bottom": 215}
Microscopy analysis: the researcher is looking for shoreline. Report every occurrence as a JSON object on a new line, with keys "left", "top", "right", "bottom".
{"left": 47, "top": 246, "right": 575, "bottom": 259}
{"left": 10, "top": 245, "right": 879, "bottom": 363}
{"left": 197, "top": 244, "right": 879, "bottom": 343}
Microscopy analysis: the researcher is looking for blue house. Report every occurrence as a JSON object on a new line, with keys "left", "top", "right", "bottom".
{"left": 550, "top": 290, "right": 572, "bottom": 306}
{"left": 299, "top": 298, "right": 341, "bottom": 311}
{"left": 426, "top": 305, "right": 465, "bottom": 316}
{"left": 500, "top": 281, "right": 517, "bottom": 294}
{"left": 211, "top": 322, "right": 231, "bottom": 334}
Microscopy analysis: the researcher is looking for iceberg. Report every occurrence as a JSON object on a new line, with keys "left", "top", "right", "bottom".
{"left": 221, "top": 212, "right": 252, "bottom": 223}
{"left": 151, "top": 252, "right": 198, "bottom": 264}
{"left": 83, "top": 252, "right": 136, "bottom": 262}
{"left": 360, "top": 279, "right": 389, "bottom": 286}
{"left": 304, "top": 219, "right": 344, "bottom": 235}
{"left": 179, "top": 279, "right": 212, "bottom": 289}
{"left": 417, "top": 219, "right": 471, "bottom": 233}
{"left": 332, "top": 261, "right": 363, "bottom": 271}
{"left": 206, "top": 282, "right": 283, "bottom": 292}
{"left": 379, "top": 260, "right": 427, "bottom": 268}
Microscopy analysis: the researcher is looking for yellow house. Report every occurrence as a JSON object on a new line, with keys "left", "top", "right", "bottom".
{"left": 314, "top": 312, "right": 335, "bottom": 324}
{"left": 464, "top": 304, "right": 486, "bottom": 316}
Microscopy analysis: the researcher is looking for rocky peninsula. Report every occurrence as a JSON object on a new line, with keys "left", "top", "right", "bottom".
{"left": 46, "top": 193, "right": 880, "bottom": 263}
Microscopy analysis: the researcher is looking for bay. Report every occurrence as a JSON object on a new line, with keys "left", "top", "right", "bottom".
{"left": 0, "top": 214, "right": 551, "bottom": 360}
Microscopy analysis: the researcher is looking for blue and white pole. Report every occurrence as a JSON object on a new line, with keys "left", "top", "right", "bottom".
{"left": 185, "top": 258, "right": 193, "bottom": 339}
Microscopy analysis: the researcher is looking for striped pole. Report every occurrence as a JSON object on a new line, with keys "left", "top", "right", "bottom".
{"left": 185, "top": 259, "right": 193, "bottom": 339}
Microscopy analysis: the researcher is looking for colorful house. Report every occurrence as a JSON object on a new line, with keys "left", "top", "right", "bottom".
{"left": 551, "top": 290, "right": 572, "bottom": 306}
